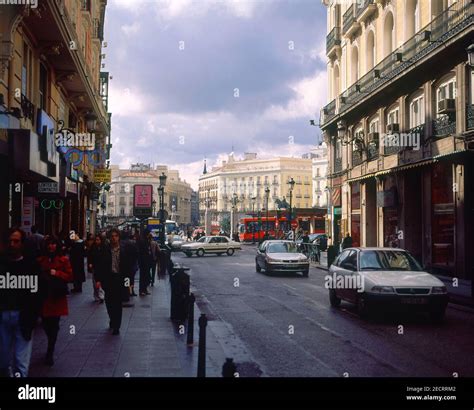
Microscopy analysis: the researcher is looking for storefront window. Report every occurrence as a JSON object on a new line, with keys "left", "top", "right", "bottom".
{"left": 431, "top": 163, "right": 454, "bottom": 269}
{"left": 382, "top": 176, "right": 399, "bottom": 247}
{"left": 350, "top": 182, "right": 361, "bottom": 246}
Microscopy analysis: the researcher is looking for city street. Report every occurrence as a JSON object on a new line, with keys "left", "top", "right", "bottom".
{"left": 172, "top": 245, "right": 474, "bottom": 377}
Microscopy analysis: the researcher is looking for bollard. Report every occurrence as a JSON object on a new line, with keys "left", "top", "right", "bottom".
{"left": 222, "top": 358, "right": 237, "bottom": 377}
{"left": 187, "top": 293, "right": 195, "bottom": 346}
{"left": 197, "top": 313, "right": 207, "bottom": 378}
{"left": 170, "top": 266, "right": 190, "bottom": 322}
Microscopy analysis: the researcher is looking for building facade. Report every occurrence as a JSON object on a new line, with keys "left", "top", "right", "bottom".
{"left": 106, "top": 163, "right": 192, "bottom": 227}
{"left": 310, "top": 144, "right": 329, "bottom": 207}
{"left": 0, "top": 0, "right": 111, "bottom": 237}
{"left": 320, "top": 0, "right": 473, "bottom": 281}
{"left": 198, "top": 153, "right": 321, "bottom": 231}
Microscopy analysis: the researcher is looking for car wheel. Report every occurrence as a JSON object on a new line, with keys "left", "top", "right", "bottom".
{"left": 256, "top": 261, "right": 261, "bottom": 273}
{"left": 302, "top": 270, "right": 309, "bottom": 278}
{"left": 196, "top": 249, "right": 205, "bottom": 257}
{"left": 226, "top": 248, "right": 235, "bottom": 256}
{"left": 430, "top": 308, "right": 446, "bottom": 323}
{"left": 329, "top": 289, "right": 341, "bottom": 307}
{"left": 356, "top": 294, "right": 369, "bottom": 319}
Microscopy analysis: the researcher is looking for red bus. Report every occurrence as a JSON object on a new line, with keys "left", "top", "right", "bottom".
{"left": 238, "top": 216, "right": 289, "bottom": 242}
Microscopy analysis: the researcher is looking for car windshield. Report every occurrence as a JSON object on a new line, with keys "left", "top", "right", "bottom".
{"left": 197, "top": 237, "right": 208, "bottom": 243}
{"left": 267, "top": 242, "right": 298, "bottom": 253}
{"left": 359, "top": 250, "right": 423, "bottom": 271}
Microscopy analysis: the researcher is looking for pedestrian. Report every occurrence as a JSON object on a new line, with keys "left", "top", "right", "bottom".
{"left": 0, "top": 228, "right": 43, "bottom": 377}
{"left": 26, "top": 225, "right": 44, "bottom": 259}
{"left": 148, "top": 232, "right": 160, "bottom": 287}
{"left": 137, "top": 231, "right": 153, "bottom": 296}
{"left": 94, "top": 228, "right": 133, "bottom": 335}
{"left": 341, "top": 233, "right": 353, "bottom": 250}
{"left": 70, "top": 234, "right": 86, "bottom": 293}
{"left": 88, "top": 235, "right": 105, "bottom": 303}
{"left": 37, "top": 237, "right": 73, "bottom": 366}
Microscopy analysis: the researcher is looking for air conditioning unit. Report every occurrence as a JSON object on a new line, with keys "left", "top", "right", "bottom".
{"left": 386, "top": 123, "right": 399, "bottom": 133}
{"left": 438, "top": 98, "right": 455, "bottom": 114}
{"left": 368, "top": 132, "right": 379, "bottom": 142}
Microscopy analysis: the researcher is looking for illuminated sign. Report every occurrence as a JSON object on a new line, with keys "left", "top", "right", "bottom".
{"left": 133, "top": 184, "right": 153, "bottom": 218}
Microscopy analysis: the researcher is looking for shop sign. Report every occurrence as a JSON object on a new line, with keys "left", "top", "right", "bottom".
{"left": 21, "top": 196, "right": 34, "bottom": 234}
{"left": 93, "top": 168, "right": 112, "bottom": 183}
{"left": 133, "top": 184, "right": 153, "bottom": 218}
{"left": 38, "top": 182, "right": 59, "bottom": 193}
{"left": 66, "top": 178, "right": 78, "bottom": 194}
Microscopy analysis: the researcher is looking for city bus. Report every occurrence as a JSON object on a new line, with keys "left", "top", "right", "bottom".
{"left": 145, "top": 218, "right": 179, "bottom": 241}
{"left": 238, "top": 216, "right": 289, "bottom": 242}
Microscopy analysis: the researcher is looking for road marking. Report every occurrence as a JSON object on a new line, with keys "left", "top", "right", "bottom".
{"left": 283, "top": 284, "right": 297, "bottom": 291}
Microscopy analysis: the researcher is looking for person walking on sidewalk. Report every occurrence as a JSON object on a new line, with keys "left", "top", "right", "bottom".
{"left": 341, "top": 233, "right": 353, "bottom": 250}
{"left": 88, "top": 235, "right": 105, "bottom": 304}
{"left": 70, "top": 234, "right": 86, "bottom": 293}
{"left": 95, "top": 228, "right": 134, "bottom": 335}
{"left": 149, "top": 232, "right": 160, "bottom": 287}
{"left": 37, "top": 237, "right": 73, "bottom": 366}
{"left": 0, "top": 228, "right": 43, "bottom": 377}
{"left": 137, "top": 231, "right": 153, "bottom": 296}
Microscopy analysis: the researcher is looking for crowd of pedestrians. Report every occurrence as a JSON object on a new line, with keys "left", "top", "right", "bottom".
{"left": 0, "top": 225, "right": 170, "bottom": 377}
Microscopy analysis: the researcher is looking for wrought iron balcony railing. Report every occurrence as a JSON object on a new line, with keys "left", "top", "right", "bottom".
{"left": 320, "top": 0, "right": 473, "bottom": 127}
{"left": 334, "top": 157, "right": 343, "bottom": 172}
{"left": 326, "top": 26, "right": 341, "bottom": 55}
{"left": 356, "top": 0, "right": 376, "bottom": 21}
{"left": 433, "top": 115, "right": 456, "bottom": 137}
{"left": 320, "top": 98, "right": 336, "bottom": 125}
{"left": 342, "top": 5, "right": 356, "bottom": 35}
{"left": 367, "top": 142, "right": 379, "bottom": 161}
{"left": 352, "top": 150, "right": 363, "bottom": 166}
{"left": 21, "top": 94, "right": 35, "bottom": 124}
{"left": 467, "top": 104, "right": 474, "bottom": 130}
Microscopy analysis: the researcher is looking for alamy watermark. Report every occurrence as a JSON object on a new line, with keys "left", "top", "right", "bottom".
{"left": 0, "top": 0, "right": 38, "bottom": 8}
{"left": 55, "top": 130, "right": 96, "bottom": 150}
{"left": 380, "top": 132, "right": 421, "bottom": 151}
{"left": 0, "top": 273, "right": 38, "bottom": 293}
{"left": 325, "top": 273, "right": 365, "bottom": 293}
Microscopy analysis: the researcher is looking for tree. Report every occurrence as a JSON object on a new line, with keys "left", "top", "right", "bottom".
{"left": 221, "top": 215, "right": 230, "bottom": 233}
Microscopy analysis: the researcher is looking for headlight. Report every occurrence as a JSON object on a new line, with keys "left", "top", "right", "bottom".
{"left": 432, "top": 286, "right": 447, "bottom": 294}
{"left": 371, "top": 286, "right": 395, "bottom": 293}
{"left": 266, "top": 256, "right": 280, "bottom": 263}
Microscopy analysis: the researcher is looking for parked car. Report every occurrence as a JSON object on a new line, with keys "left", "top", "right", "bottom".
{"left": 328, "top": 247, "right": 449, "bottom": 321}
{"left": 169, "top": 236, "right": 185, "bottom": 251}
{"left": 181, "top": 236, "right": 241, "bottom": 257}
{"left": 256, "top": 240, "right": 310, "bottom": 277}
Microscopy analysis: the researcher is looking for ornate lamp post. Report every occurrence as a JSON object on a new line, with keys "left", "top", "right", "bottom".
{"left": 158, "top": 172, "right": 167, "bottom": 245}
{"left": 230, "top": 193, "right": 239, "bottom": 239}
{"left": 251, "top": 196, "right": 257, "bottom": 243}
{"left": 288, "top": 177, "right": 295, "bottom": 241}
{"left": 264, "top": 186, "right": 270, "bottom": 239}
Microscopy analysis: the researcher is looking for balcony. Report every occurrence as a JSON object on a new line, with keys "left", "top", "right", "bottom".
{"left": 343, "top": 5, "right": 361, "bottom": 37}
{"left": 320, "top": 0, "right": 473, "bottom": 127}
{"left": 467, "top": 104, "right": 474, "bottom": 130}
{"left": 334, "top": 157, "right": 343, "bottom": 173}
{"left": 433, "top": 115, "right": 456, "bottom": 137}
{"left": 356, "top": 0, "right": 377, "bottom": 22}
{"left": 352, "top": 150, "right": 363, "bottom": 166}
{"left": 20, "top": 94, "right": 35, "bottom": 124}
{"left": 320, "top": 99, "right": 336, "bottom": 126}
{"left": 326, "top": 27, "right": 341, "bottom": 58}
{"left": 367, "top": 142, "right": 379, "bottom": 161}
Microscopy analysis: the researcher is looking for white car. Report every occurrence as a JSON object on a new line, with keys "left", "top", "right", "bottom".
{"left": 256, "top": 240, "right": 310, "bottom": 277}
{"left": 181, "top": 236, "right": 241, "bottom": 257}
{"left": 328, "top": 247, "right": 449, "bottom": 321}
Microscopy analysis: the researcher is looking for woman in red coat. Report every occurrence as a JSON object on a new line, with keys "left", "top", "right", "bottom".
{"left": 37, "top": 237, "right": 73, "bottom": 366}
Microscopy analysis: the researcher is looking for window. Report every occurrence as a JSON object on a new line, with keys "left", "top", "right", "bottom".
{"left": 316, "top": 168, "right": 320, "bottom": 177}
{"left": 22, "top": 42, "right": 33, "bottom": 98}
{"left": 335, "top": 250, "right": 351, "bottom": 267}
{"left": 409, "top": 95, "right": 425, "bottom": 128}
{"left": 387, "top": 107, "right": 399, "bottom": 125}
{"left": 39, "top": 63, "right": 48, "bottom": 111}
{"left": 369, "top": 118, "right": 379, "bottom": 133}
{"left": 437, "top": 77, "right": 456, "bottom": 117}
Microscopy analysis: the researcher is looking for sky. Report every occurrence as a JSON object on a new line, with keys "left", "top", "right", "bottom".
{"left": 104, "top": 0, "right": 328, "bottom": 189}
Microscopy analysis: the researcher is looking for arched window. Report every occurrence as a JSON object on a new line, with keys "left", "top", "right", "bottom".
{"left": 351, "top": 46, "right": 359, "bottom": 85}
{"left": 366, "top": 30, "right": 375, "bottom": 71}
{"left": 408, "top": 92, "right": 425, "bottom": 128}
{"left": 383, "top": 12, "right": 394, "bottom": 58}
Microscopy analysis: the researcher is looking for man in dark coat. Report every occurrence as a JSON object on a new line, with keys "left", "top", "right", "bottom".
{"left": 341, "top": 233, "right": 353, "bottom": 250}
{"left": 70, "top": 234, "right": 86, "bottom": 293}
{"left": 95, "top": 228, "right": 135, "bottom": 335}
{"left": 0, "top": 228, "right": 44, "bottom": 377}
{"left": 137, "top": 231, "right": 153, "bottom": 296}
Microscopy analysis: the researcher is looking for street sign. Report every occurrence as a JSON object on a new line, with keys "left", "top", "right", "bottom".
{"left": 38, "top": 182, "right": 59, "bottom": 193}
{"left": 93, "top": 168, "right": 111, "bottom": 183}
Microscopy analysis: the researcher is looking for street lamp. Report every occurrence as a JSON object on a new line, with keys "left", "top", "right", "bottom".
{"left": 264, "top": 186, "right": 270, "bottom": 239}
{"left": 158, "top": 172, "right": 167, "bottom": 246}
{"left": 288, "top": 177, "right": 295, "bottom": 241}
{"left": 230, "top": 193, "right": 239, "bottom": 239}
{"left": 84, "top": 112, "right": 98, "bottom": 133}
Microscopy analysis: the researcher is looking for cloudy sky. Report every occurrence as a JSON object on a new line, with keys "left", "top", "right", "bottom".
{"left": 104, "top": 0, "right": 327, "bottom": 189}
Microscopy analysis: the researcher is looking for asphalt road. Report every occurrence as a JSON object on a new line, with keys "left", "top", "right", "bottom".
{"left": 172, "top": 244, "right": 474, "bottom": 377}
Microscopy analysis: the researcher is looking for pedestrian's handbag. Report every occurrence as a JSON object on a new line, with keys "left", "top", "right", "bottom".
{"left": 48, "top": 276, "right": 69, "bottom": 299}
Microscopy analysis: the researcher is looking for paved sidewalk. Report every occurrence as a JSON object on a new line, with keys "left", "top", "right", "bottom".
{"left": 28, "top": 274, "right": 226, "bottom": 377}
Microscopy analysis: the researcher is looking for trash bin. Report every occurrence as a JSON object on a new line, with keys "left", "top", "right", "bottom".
{"left": 170, "top": 264, "right": 190, "bottom": 322}
{"left": 327, "top": 245, "right": 339, "bottom": 269}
